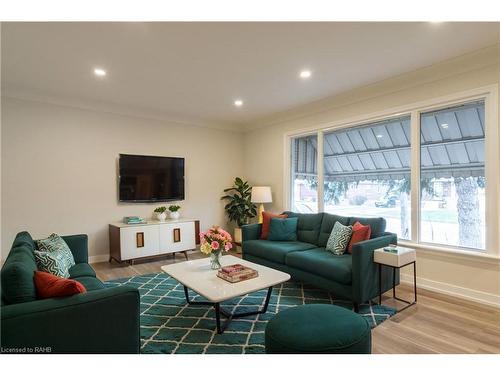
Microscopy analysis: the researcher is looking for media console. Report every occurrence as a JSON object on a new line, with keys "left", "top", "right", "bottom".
{"left": 109, "top": 218, "right": 200, "bottom": 264}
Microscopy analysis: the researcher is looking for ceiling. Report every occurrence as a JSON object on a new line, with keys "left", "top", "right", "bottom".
{"left": 2, "top": 22, "right": 499, "bottom": 131}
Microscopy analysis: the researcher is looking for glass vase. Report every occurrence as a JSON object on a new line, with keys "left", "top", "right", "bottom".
{"left": 210, "top": 250, "right": 222, "bottom": 270}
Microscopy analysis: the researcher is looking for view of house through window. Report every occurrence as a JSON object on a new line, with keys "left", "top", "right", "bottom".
{"left": 322, "top": 116, "right": 411, "bottom": 240}
{"left": 290, "top": 134, "right": 318, "bottom": 213}
{"left": 420, "top": 101, "right": 485, "bottom": 250}
{"left": 289, "top": 100, "right": 487, "bottom": 251}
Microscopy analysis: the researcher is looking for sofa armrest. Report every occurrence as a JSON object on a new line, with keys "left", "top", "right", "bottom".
{"left": 242, "top": 224, "right": 262, "bottom": 242}
{"left": 1, "top": 286, "right": 140, "bottom": 353}
{"left": 62, "top": 234, "right": 88, "bottom": 263}
{"left": 351, "top": 232, "right": 398, "bottom": 304}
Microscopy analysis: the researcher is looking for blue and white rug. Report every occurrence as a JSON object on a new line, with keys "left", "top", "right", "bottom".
{"left": 106, "top": 272, "right": 395, "bottom": 354}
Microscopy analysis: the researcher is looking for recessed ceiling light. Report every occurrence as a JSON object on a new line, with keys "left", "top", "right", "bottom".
{"left": 93, "top": 68, "right": 107, "bottom": 77}
{"left": 441, "top": 123, "right": 449, "bottom": 129}
{"left": 299, "top": 70, "right": 312, "bottom": 79}
{"left": 376, "top": 134, "right": 383, "bottom": 138}
{"left": 234, "top": 99, "right": 243, "bottom": 107}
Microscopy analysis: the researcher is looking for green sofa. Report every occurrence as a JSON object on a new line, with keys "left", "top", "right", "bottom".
{"left": 1, "top": 231, "right": 140, "bottom": 354}
{"left": 242, "top": 212, "right": 398, "bottom": 311}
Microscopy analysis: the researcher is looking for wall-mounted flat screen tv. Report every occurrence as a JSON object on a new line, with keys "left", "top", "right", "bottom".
{"left": 119, "top": 154, "right": 185, "bottom": 203}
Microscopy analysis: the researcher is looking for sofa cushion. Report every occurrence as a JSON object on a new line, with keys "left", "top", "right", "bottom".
{"left": 268, "top": 217, "right": 298, "bottom": 241}
{"left": 261, "top": 212, "right": 288, "bottom": 240}
{"left": 318, "top": 213, "right": 350, "bottom": 247}
{"left": 285, "top": 248, "right": 352, "bottom": 285}
{"left": 326, "top": 222, "right": 353, "bottom": 255}
{"left": 1, "top": 242, "right": 38, "bottom": 305}
{"left": 347, "top": 217, "right": 386, "bottom": 238}
{"left": 34, "top": 271, "right": 86, "bottom": 299}
{"left": 70, "top": 276, "right": 105, "bottom": 291}
{"left": 243, "top": 240, "right": 317, "bottom": 264}
{"left": 282, "top": 212, "right": 323, "bottom": 245}
{"left": 69, "top": 263, "right": 97, "bottom": 278}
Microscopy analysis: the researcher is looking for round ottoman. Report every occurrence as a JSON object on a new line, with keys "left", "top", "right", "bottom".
{"left": 265, "top": 304, "right": 371, "bottom": 354}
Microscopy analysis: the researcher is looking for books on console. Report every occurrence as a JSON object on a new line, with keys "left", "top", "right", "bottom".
{"left": 217, "top": 264, "right": 259, "bottom": 283}
{"left": 123, "top": 216, "right": 146, "bottom": 225}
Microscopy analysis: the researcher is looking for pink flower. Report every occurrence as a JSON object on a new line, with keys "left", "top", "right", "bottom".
{"left": 211, "top": 241, "right": 220, "bottom": 250}
{"left": 224, "top": 242, "right": 232, "bottom": 251}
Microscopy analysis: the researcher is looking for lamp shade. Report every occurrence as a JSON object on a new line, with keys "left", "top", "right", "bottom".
{"left": 251, "top": 186, "right": 272, "bottom": 203}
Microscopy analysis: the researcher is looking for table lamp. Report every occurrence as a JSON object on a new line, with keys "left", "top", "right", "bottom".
{"left": 251, "top": 186, "right": 272, "bottom": 223}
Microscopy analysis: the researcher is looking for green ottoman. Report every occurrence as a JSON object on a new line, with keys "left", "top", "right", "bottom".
{"left": 265, "top": 304, "right": 371, "bottom": 354}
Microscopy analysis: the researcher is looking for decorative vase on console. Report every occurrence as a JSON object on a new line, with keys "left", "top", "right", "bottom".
{"left": 199, "top": 225, "right": 233, "bottom": 270}
{"left": 169, "top": 204, "right": 181, "bottom": 220}
{"left": 154, "top": 206, "right": 167, "bottom": 222}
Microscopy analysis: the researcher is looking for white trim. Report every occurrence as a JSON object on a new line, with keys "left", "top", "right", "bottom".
{"left": 317, "top": 131, "right": 324, "bottom": 213}
{"left": 399, "top": 240, "right": 500, "bottom": 264}
{"left": 283, "top": 84, "right": 499, "bottom": 257}
{"left": 400, "top": 273, "right": 500, "bottom": 308}
{"left": 283, "top": 135, "right": 291, "bottom": 211}
{"left": 410, "top": 110, "right": 420, "bottom": 243}
{"left": 89, "top": 254, "right": 109, "bottom": 264}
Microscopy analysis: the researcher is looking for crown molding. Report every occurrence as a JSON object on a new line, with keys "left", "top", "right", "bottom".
{"left": 1, "top": 87, "right": 244, "bottom": 134}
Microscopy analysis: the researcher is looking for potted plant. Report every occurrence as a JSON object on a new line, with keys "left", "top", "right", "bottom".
{"left": 154, "top": 206, "right": 167, "bottom": 222}
{"left": 221, "top": 177, "right": 257, "bottom": 243}
{"left": 169, "top": 204, "right": 181, "bottom": 220}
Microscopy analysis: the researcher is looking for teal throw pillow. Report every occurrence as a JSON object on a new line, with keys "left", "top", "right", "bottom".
{"left": 267, "top": 217, "right": 298, "bottom": 241}
{"left": 35, "top": 233, "right": 75, "bottom": 278}
{"left": 326, "top": 222, "right": 353, "bottom": 255}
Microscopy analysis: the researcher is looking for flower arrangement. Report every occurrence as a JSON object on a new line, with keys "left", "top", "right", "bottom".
{"left": 200, "top": 226, "right": 233, "bottom": 254}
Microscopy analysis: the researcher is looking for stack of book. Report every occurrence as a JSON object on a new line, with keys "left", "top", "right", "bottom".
{"left": 217, "top": 264, "right": 259, "bottom": 283}
{"left": 123, "top": 216, "right": 146, "bottom": 225}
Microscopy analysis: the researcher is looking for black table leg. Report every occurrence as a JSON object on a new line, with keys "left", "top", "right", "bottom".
{"left": 214, "top": 303, "right": 222, "bottom": 334}
{"left": 393, "top": 267, "right": 396, "bottom": 298}
{"left": 378, "top": 263, "right": 382, "bottom": 305}
{"left": 413, "top": 261, "right": 417, "bottom": 302}
{"left": 183, "top": 285, "right": 274, "bottom": 334}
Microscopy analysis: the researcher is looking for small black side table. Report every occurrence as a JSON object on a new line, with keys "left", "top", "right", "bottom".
{"left": 374, "top": 246, "right": 417, "bottom": 313}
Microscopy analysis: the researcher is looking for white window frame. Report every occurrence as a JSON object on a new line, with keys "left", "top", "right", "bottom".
{"left": 284, "top": 85, "right": 499, "bottom": 260}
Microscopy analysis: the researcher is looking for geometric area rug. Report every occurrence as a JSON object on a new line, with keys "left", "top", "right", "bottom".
{"left": 105, "top": 273, "right": 396, "bottom": 354}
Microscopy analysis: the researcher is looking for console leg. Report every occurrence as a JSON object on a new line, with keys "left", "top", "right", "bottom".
{"left": 183, "top": 251, "right": 189, "bottom": 261}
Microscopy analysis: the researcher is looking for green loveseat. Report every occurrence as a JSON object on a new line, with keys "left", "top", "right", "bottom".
{"left": 1, "top": 231, "right": 140, "bottom": 354}
{"left": 242, "top": 212, "right": 398, "bottom": 311}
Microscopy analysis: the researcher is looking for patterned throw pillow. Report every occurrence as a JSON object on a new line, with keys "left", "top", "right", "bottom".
{"left": 35, "top": 234, "right": 75, "bottom": 278}
{"left": 326, "top": 222, "right": 353, "bottom": 255}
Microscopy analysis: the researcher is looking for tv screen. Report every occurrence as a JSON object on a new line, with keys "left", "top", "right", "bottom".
{"left": 119, "top": 154, "right": 185, "bottom": 203}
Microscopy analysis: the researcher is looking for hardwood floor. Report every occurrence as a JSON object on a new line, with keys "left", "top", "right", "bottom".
{"left": 93, "top": 251, "right": 500, "bottom": 354}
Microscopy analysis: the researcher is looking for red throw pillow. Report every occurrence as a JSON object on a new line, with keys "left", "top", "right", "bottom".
{"left": 261, "top": 212, "right": 288, "bottom": 239}
{"left": 34, "top": 271, "right": 86, "bottom": 299}
{"left": 347, "top": 221, "right": 372, "bottom": 253}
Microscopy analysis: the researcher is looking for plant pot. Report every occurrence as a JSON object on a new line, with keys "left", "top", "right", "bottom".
{"left": 170, "top": 211, "right": 180, "bottom": 220}
{"left": 157, "top": 212, "right": 167, "bottom": 222}
{"left": 234, "top": 227, "right": 242, "bottom": 243}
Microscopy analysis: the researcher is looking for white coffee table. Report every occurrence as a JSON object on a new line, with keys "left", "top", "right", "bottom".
{"left": 160, "top": 254, "right": 290, "bottom": 333}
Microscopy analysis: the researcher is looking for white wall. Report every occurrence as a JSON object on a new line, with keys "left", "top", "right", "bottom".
{"left": 1, "top": 98, "right": 244, "bottom": 261}
{"left": 243, "top": 45, "right": 500, "bottom": 306}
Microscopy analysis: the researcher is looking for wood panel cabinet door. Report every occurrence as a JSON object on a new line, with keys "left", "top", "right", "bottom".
{"left": 159, "top": 222, "right": 196, "bottom": 254}
{"left": 120, "top": 225, "right": 160, "bottom": 260}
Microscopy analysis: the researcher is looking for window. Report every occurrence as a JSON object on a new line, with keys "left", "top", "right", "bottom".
{"left": 420, "top": 101, "right": 485, "bottom": 250}
{"left": 322, "top": 116, "right": 411, "bottom": 239}
{"left": 287, "top": 89, "right": 496, "bottom": 255}
{"left": 290, "top": 134, "right": 318, "bottom": 213}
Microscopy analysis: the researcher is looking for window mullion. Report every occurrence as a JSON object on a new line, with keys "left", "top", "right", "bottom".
{"left": 410, "top": 110, "right": 420, "bottom": 243}
{"left": 317, "top": 131, "right": 324, "bottom": 212}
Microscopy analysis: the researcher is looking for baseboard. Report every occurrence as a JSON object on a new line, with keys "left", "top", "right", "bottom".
{"left": 89, "top": 254, "right": 109, "bottom": 264}
{"left": 400, "top": 273, "right": 500, "bottom": 308}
